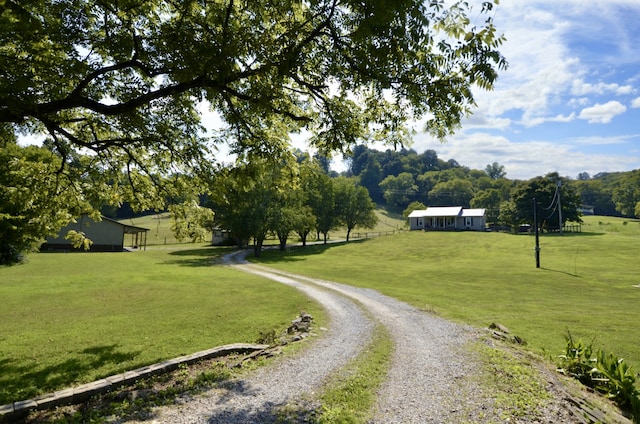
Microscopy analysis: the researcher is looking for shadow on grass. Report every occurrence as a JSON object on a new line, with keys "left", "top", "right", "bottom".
{"left": 515, "top": 231, "right": 606, "bottom": 237}
{"left": 164, "top": 246, "right": 237, "bottom": 267}
{"left": 255, "top": 240, "right": 365, "bottom": 264}
{"left": 159, "top": 240, "right": 364, "bottom": 267}
{"left": 0, "top": 345, "right": 142, "bottom": 405}
{"left": 541, "top": 267, "right": 582, "bottom": 278}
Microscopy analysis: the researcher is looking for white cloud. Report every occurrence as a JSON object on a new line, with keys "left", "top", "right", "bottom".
{"left": 467, "top": 1, "right": 640, "bottom": 130}
{"left": 571, "top": 134, "right": 640, "bottom": 145}
{"left": 568, "top": 97, "right": 591, "bottom": 108}
{"left": 410, "top": 130, "right": 640, "bottom": 180}
{"left": 631, "top": 97, "right": 640, "bottom": 108}
{"left": 571, "top": 80, "right": 635, "bottom": 96}
{"left": 578, "top": 101, "right": 627, "bottom": 124}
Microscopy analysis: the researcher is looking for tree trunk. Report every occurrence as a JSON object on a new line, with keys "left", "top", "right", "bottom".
{"left": 346, "top": 228, "right": 351, "bottom": 242}
{"left": 253, "top": 238, "right": 263, "bottom": 257}
{"left": 279, "top": 236, "right": 287, "bottom": 251}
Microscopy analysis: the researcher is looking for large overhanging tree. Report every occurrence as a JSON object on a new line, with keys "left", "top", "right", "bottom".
{"left": 0, "top": 0, "right": 507, "bottom": 262}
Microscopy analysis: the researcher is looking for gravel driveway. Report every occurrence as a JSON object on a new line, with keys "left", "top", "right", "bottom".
{"left": 128, "top": 250, "right": 583, "bottom": 423}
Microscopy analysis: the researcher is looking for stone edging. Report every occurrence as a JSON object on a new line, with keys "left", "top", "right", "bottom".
{"left": 0, "top": 343, "right": 269, "bottom": 423}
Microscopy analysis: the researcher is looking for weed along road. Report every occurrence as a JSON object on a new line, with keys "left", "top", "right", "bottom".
{"left": 139, "top": 250, "right": 579, "bottom": 423}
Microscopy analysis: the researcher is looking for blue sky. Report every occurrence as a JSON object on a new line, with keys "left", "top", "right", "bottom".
{"left": 407, "top": 0, "right": 640, "bottom": 180}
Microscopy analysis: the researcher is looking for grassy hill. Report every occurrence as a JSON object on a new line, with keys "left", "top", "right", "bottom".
{"left": 121, "top": 213, "right": 185, "bottom": 246}
{"left": 122, "top": 207, "right": 409, "bottom": 247}
{"left": 3, "top": 213, "right": 639, "bottom": 405}
{"left": 256, "top": 220, "right": 640, "bottom": 372}
{"left": 580, "top": 214, "right": 640, "bottom": 236}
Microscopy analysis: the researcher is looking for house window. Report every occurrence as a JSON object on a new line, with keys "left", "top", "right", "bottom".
{"left": 465, "top": 217, "right": 473, "bottom": 227}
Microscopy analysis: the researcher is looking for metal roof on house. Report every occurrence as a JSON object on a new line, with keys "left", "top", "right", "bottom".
{"left": 461, "top": 208, "right": 486, "bottom": 217}
{"left": 408, "top": 207, "right": 486, "bottom": 218}
{"left": 408, "top": 209, "right": 429, "bottom": 218}
{"left": 422, "top": 206, "right": 463, "bottom": 217}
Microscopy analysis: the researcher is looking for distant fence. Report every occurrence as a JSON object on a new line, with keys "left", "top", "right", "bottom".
{"left": 546, "top": 224, "right": 582, "bottom": 233}
{"left": 495, "top": 223, "right": 582, "bottom": 234}
{"left": 352, "top": 229, "right": 403, "bottom": 239}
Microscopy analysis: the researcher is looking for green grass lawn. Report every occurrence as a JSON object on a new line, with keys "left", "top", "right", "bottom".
{"left": 0, "top": 246, "right": 324, "bottom": 405}
{"left": 255, "top": 220, "right": 640, "bottom": 372}
{"left": 3, "top": 213, "right": 639, "bottom": 407}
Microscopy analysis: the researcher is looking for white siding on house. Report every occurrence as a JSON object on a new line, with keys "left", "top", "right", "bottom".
{"left": 408, "top": 207, "right": 486, "bottom": 231}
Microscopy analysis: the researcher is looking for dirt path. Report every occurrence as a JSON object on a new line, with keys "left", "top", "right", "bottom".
{"left": 129, "top": 250, "right": 589, "bottom": 423}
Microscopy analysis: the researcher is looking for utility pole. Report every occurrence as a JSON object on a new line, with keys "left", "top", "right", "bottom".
{"left": 557, "top": 180, "right": 563, "bottom": 235}
{"left": 534, "top": 197, "right": 540, "bottom": 268}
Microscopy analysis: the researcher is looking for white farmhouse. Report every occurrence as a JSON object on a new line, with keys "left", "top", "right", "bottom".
{"left": 408, "top": 206, "right": 486, "bottom": 231}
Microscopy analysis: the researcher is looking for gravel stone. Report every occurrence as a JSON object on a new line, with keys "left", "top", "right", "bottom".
{"left": 121, "top": 250, "right": 598, "bottom": 423}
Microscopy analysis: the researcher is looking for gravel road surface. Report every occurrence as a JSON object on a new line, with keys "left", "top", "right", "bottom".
{"left": 126, "top": 250, "right": 584, "bottom": 423}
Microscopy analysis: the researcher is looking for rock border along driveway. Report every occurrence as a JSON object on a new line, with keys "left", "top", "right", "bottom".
{"left": 0, "top": 344, "right": 269, "bottom": 422}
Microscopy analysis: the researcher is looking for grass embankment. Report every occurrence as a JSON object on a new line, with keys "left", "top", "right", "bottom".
{"left": 256, "top": 216, "right": 640, "bottom": 371}
{"left": 0, "top": 246, "right": 324, "bottom": 405}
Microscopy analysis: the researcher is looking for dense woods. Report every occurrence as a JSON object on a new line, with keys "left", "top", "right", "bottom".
{"left": 343, "top": 145, "right": 640, "bottom": 221}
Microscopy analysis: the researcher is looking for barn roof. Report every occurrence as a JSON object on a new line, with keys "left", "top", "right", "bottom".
{"left": 101, "top": 216, "right": 149, "bottom": 234}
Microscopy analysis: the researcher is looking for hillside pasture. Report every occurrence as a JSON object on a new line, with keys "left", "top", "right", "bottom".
{"left": 122, "top": 207, "right": 407, "bottom": 248}
{"left": 0, "top": 246, "right": 324, "bottom": 405}
{"left": 122, "top": 213, "right": 183, "bottom": 246}
{"left": 256, "top": 223, "right": 640, "bottom": 371}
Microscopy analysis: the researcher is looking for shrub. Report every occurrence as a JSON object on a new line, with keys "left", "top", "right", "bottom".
{"left": 556, "top": 333, "right": 640, "bottom": 422}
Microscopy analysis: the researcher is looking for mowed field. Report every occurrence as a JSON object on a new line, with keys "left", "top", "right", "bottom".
{"left": 1, "top": 213, "right": 639, "bottom": 406}
{"left": 0, "top": 246, "right": 324, "bottom": 405}
{"left": 256, "top": 215, "right": 640, "bottom": 372}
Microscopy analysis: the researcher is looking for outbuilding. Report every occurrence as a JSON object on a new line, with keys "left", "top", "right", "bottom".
{"left": 408, "top": 207, "right": 486, "bottom": 231}
{"left": 41, "top": 214, "right": 149, "bottom": 252}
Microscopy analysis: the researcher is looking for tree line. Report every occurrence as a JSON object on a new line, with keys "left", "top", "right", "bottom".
{"left": 1, "top": 0, "right": 506, "bottom": 265}
{"left": 205, "top": 155, "right": 377, "bottom": 257}
{"left": 343, "top": 145, "right": 640, "bottom": 226}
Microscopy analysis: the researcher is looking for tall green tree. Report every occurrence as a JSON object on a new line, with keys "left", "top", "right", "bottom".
{"left": 485, "top": 162, "right": 506, "bottom": 179}
{"left": 293, "top": 205, "right": 317, "bottom": 247}
{"left": 1, "top": 0, "right": 507, "bottom": 262}
{"left": 379, "top": 172, "right": 418, "bottom": 207}
{"left": 611, "top": 170, "right": 640, "bottom": 217}
{"left": 301, "top": 162, "right": 336, "bottom": 244}
{"left": 500, "top": 173, "right": 582, "bottom": 231}
{"left": 0, "top": 140, "right": 85, "bottom": 264}
{"left": 333, "top": 177, "right": 377, "bottom": 241}
{"left": 209, "top": 158, "right": 297, "bottom": 256}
